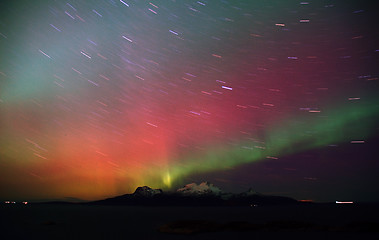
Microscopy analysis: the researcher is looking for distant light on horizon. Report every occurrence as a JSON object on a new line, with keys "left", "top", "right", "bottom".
{"left": 336, "top": 201, "right": 354, "bottom": 204}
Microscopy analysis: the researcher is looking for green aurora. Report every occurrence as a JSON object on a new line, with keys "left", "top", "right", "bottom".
{"left": 148, "top": 102, "right": 379, "bottom": 189}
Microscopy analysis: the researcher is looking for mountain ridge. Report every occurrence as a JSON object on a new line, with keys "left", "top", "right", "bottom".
{"left": 89, "top": 182, "right": 298, "bottom": 206}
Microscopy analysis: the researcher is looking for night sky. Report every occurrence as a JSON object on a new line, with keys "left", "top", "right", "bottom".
{"left": 0, "top": 0, "right": 378, "bottom": 202}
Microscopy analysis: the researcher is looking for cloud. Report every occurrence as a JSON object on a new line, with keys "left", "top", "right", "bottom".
{"left": 177, "top": 182, "right": 222, "bottom": 195}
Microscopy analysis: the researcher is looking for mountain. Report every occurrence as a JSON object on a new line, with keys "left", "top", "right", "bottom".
{"left": 88, "top": 183, "right": 298, "bottom": 206}
{"left": 133, "top": 186, "right": 163, "bottom": 197}
{"left": 239, "top": 188, "right": 260, "bottom": 196}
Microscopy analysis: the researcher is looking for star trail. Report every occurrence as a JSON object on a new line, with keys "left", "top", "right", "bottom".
{"left": 0, "top": 0, "right": 378, "bottom": 202}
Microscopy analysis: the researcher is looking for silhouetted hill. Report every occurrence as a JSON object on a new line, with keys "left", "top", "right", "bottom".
{"left": 89, "top": 182, "right": 299, "bottom": 206}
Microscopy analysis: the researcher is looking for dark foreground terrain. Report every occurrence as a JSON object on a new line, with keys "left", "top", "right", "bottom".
{"left": 1, "top": 203, "right": 379, "bottom": 240}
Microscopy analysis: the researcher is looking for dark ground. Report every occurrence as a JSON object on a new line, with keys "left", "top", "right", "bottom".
{"left": 1, "top": 203, "right": 379, "bottom": 240}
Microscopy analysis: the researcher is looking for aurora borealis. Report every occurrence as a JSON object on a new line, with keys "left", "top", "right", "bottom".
{"left": 0, "top": 0, "right": 378, "bottom": 202}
